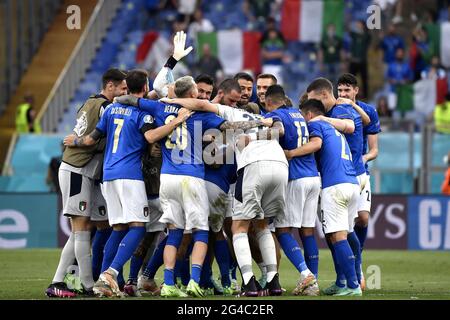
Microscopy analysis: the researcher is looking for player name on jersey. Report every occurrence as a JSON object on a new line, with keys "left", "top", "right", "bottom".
{"left": 110, "top": 106, "right": 133, "bottom": 116}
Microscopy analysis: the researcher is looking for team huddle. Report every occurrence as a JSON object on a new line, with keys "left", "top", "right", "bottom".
{"left": 45, "top": 31, "right": 380, "bottom": 298}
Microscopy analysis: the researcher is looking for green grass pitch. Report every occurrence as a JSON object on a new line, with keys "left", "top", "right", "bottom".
{"left": 0, "top": 249, "right": 449, "bottom": 300}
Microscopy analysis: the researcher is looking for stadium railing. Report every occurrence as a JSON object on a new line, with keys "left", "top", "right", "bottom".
{"left": 371, "top": 119, "right": 419, "bottom": 194}
{"left": 419, "top": 123, "right": 450, "bottom": 194}
{"left": 35, "top": 0, "right": 121, "bottom": 133}
{"left": 0, "top": 0, "right": 63, "bottom": 114}
{"left": 371, "top": 119, "right": 450, "bottom": 194}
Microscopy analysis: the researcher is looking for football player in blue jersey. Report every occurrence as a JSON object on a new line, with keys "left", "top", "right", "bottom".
{"left": 116, "top": 76, "right": 273, "bottom": 297}
{"left": 306, "top": 78, "right": 369, "bottom": 293}
{"left": 63, "top": 70, "right": 192, "bottom": 297}
{"left": 264, "top": 85, "right": 321, "bottom": 296}
{"left": 337, "top": 73, "right": 381, "bottom": 290}
{"left": 46, "top": 69, "right": 127, "bottom": 298}
{"left": 286, "top": 99, "right": 362, "bottom": 296}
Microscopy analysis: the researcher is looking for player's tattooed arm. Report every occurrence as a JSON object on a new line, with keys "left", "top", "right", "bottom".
{"left": 251, "top": 120, "right": 284, "bottom": 141}
{"left": 64, "top": 129, "right": 103, "bottom": 147}
{"left": 285, "top": 136, "right": 322, "bottom": 160}
{"left": 219, "top": 118, "right": 273, "bottom": 131}
{"left": 311, "top": 115, "right": 355, "bottom": 134}
{"left": 336, "top": 98, "right": 370, "bottom": 126}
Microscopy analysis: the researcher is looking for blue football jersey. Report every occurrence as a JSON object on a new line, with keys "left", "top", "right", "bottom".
{"left": 357, "top": 101, "right": 381, "bottom": 175}
{"left": 205, "top": 162, "right": 237, "bottom": 193}
{"left": 326, "top": 104, "right": 365, "bottom": 176}
{"left": 308, "top": 120, "right": 358, "bottom": 188}
{"left": 138, "top": 99, "right": 225, "bottom": 179}
{"left": 96, "top": 103, "right": 154, "bottom": 182}
{"left": 266, "top": 107, "right": 319, "bottom": 180}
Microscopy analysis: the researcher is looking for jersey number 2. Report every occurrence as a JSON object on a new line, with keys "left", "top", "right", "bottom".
{"left": 112, "top": 118, "right": 124, "bottom": 154}
{"left": 335, "top": 130, "right": 350, "bottom": 160}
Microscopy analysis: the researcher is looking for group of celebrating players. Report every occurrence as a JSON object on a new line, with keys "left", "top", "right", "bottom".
{"left": 45, "top": 31, "right": 380, "bottom": 299}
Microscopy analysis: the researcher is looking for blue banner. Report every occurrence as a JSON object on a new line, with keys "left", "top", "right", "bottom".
{"left": 408, "top": 196, "right": 450, "bottom": 250}
{"left": 0, "top": 193, "right": 58, "bottom": 248}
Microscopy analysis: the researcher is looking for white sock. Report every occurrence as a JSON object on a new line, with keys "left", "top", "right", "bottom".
{"left": 52, "top": 234, "right": 75, "bottom": 283}
{"left": 108, "top": 267, "right": 119, "bottom": 278}
{"left": 232, "top": 233, "right": 253, "bottom": 285}
{"left": 301, "top": 269, "right": 313, "bottom": 279}
{"left": 74, "top": 231, "right": 94, "bottom": 290}
{"left": 256, "top": 229, "right": 277, "bottom": 282}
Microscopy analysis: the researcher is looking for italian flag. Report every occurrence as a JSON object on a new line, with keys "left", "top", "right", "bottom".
{"left": 136, "top": 31, "right": 171, "bottom": 66}
{"left": 281, "top": 0, "right": 345, "bottom": 42}
{"left": 423, "top": 21, "right": 450, "bottom": 68}
{"left": 396, "top": 78, "right": 448, "bottom": 113}
{"left": 197, "top": 31, "right": 262, "bottom": 75}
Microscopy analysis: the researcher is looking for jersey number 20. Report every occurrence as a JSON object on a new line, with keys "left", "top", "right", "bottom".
{"left": 165, "top": 115, "right": 188, "bottom": 150}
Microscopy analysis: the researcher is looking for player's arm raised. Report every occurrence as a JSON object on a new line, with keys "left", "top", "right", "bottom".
{"left": 144, "top": 108, "right": 192, "bottom": 144}
{"left": 310, "top": 115, "right": 355, "bottom": 134}
{"left": 153, "top": 31, "right": 193, "bottom": 98}
{"left": 64, "top": 129, "right": 103, "bottom": 147}
{"left": 336, "top": 97, "right": 370, "bottom": 126}
{"left": 285, "top": 136, "right": 322, "bottom": 160}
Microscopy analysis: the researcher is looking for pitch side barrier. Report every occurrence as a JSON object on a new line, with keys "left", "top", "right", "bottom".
{"left": 0, "top": 193, "right": 449, "bottom": 250}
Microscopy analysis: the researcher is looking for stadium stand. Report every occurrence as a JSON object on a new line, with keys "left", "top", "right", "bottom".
{"left": 1, "top": 0, "right": 449, "bottom": 194}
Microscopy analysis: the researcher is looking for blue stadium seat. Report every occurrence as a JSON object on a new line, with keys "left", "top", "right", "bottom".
{"left": 380, "top": 172, "right": 415, "bottom": 194}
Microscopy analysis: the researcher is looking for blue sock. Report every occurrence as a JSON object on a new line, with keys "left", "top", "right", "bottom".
{"left": 354, "top": 225, "right": 368, "bottom": 251}
{"left": 347, "top": 232, "right": 362, "bottom": 283}
{"left": 143, "top": 235, "right": 167, "bottom": 279}
{"left": 199, "top": 254, "right": 212, "bottom": 288}
{"left": 326, "top": 237, "right": 345, "bottom": 288}
{"left": 174, "top": 259, "right": 183, "bottom": 284}
{"left": 214, "top": 240, "right": 231, "bottom": 287}
{"left": 333, "top": 240, "right": 359, "bottom": 289}
{"left": 191, "top": 264, "right": 202, "bottom": 283}
{"left": 300, "top": 234, "right": 319, "bottom": 279}
{"left": 230, "top": 260, "right": 238, "bottom": 280}
{"left": 117, "top": 268, "right": 124, "bottom": 288}
{"left": 164, "top": 268, "right": 175, "bottom": 286}
{"left": 278, "top": 232, "right": 308, "bottom": 274}
{"left": 180, "top": 241, "right": 193, "bottom": 285}
{"left": 128, "top": 255, "right": 144, "bottom": 282}
{"left": 110, "top": 227, "right": 146, "bottom": 273}
{"left": 181, "top": 256, "right": 191, "bottom": 286}
{"left": 101, "top": 229, "right": 127, "bottom": 272}
{"left": 92, "top": 228, "right": 112, "bottom": 281}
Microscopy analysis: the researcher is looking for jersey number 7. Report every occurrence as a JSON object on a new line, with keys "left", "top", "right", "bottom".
{"left": 112, "top": 118, "right": 124, "bottom": 154}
